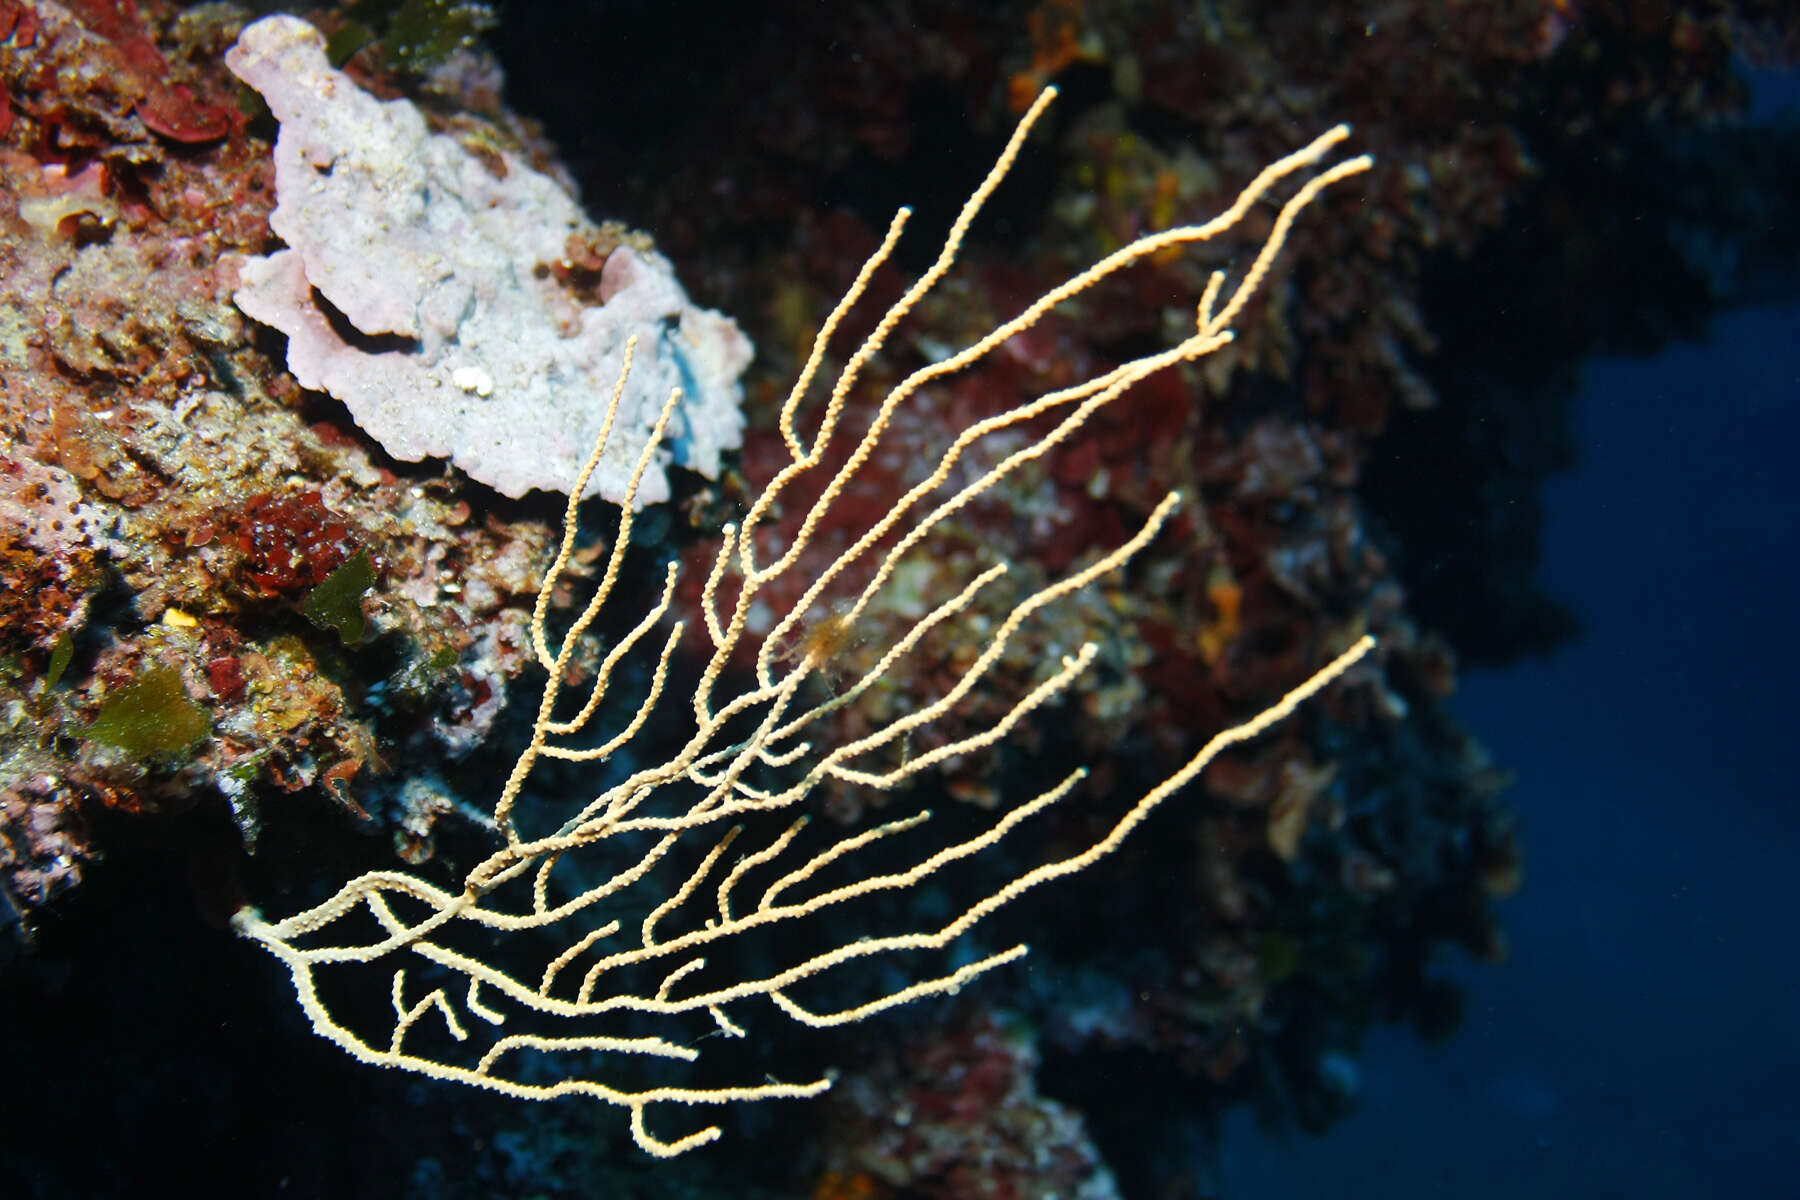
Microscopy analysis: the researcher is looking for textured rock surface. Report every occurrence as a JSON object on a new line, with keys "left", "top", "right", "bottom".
{"left": 226, "top": 16, "right": 750, "bottom": 505}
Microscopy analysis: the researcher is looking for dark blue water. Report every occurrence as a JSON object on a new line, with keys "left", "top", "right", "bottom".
{"left": 1224, "top": 297, "right": 1800, "bottom": 1196}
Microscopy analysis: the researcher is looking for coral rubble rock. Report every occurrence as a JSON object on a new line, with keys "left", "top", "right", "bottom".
{"left": 225, "top": 15, "right": 750, "bottom": 505}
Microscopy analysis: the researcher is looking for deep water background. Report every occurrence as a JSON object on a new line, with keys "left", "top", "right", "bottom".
{"left": 1220, "top": 73, "right": 1800, "bottom": 1199}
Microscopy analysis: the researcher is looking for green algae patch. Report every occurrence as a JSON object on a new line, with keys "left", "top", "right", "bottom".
{"left": 304, "top": 549, "right": 376, "bottom": 645}
{"left": 89, "top": 666, "right": 211, "bottom": 761}
{"left": 45, "top": 633, "right": 74, "bottom": 690}
{"left": 329, "top": 0, "right": 498, "bottom": 72}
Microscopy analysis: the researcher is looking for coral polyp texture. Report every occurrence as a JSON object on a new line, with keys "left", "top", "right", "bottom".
{"left": 226, "top": 16, "right": 750, "bottom": 506}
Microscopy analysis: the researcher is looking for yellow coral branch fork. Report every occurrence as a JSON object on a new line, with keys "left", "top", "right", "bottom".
{"left": 234, "top": 85, "right": 1376, "bottom": 1158}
